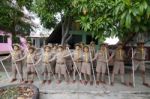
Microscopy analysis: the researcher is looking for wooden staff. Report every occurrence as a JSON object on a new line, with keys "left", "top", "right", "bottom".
{"left": 66, "top": 47, "right": 82, "bottom": 80}
{"left": 105, "top": 47, "right": 111, "bottom": 85}
{"left": 131, "top": 48, "right": 135, "bottom": 87}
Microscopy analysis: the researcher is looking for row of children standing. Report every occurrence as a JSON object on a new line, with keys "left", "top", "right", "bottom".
{"left": 7, "top": 41, "right": 150, "bottom": 87}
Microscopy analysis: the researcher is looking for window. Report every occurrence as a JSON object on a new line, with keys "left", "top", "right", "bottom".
{"left": 0, "top": 35, "right": 8, "bottom": 43}
{"left": 33, "top": 39, "right": 35, "bottom": 46}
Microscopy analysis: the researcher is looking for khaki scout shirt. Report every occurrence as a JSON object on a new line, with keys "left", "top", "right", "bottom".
{"left": 113, "top": 49, "right": 125, "bottom": 61}
{"left": 82, "top": 52, "right": 91, "bottom": 63}
{"left": 11, "top": 50, "right": 22, "bottom": 62}
{"left": 43, "top": 52, "right": 53, "bottom": 63}
{"left": 94, "top": 49, "right": 109, "bottom": 63}
{"left": 27, "top": 53, "right": 37, "bottom": 64}
{"left": 90, "top": 46, "right": 96, "bottom": 58}
{"left": 134, "top": 48, "right": 146, "bottom": 60}
{"left": 52, "top": 51, "right": 69, "bottom": 63}
{"left": 73, "top": 50, "right": 82, "bottom": 62}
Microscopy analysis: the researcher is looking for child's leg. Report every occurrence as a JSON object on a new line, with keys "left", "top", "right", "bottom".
{"left": 84, "top": 73, "right": 87, "bottom": 81}
{"left": 96, "top": 73, "right": 100, "bottom": 81}
{"left": 24, "top": 66, "right": 30, "bottom": 83}
{"left": 101, "top": 73, "right": 105, "bottom": 82}
{"left": 11, "top": 64, "right": 17, "bottom": 82}
{"left": 73, "top": 69, "right": 76, "bottom": 81}
{"left": 89, "top": 74, "right": 93, "bottom": 85}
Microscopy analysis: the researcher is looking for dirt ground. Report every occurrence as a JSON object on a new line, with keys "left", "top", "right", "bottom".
{"left": 0, "top": 58, "right": 150, "bottom": 99}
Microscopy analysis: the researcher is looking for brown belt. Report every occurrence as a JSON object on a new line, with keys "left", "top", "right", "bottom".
{"left": 12, "top": 62, "right": 20, "bottom": 64}
{"left": 97, "top": 61, "right": 106, "bottom": 63}
{"left": 27, "top": 63, "right": 34, "bottom": 64}
{"left": 83, "top": 61, "right": 90, "bottom": 63}
{"left": 75, "top": 61, "right": 82, "bottom": 63}
{"left": 43, "top": 62, "right": 49, "bottom": 64}
{"left": 57, "top": 62, "right": 65, "bottom": 64}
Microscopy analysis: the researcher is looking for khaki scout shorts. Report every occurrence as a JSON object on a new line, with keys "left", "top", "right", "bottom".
{"left": 27, "top": 63, "right": 36, "bottom": 73}
{"left": 73, "top": 62, "right": 82, "bottom": 72}
{"left": 133, "top": 60, "right": 145, "bottom": 71}
{"left": 81, "top": 62, "right": 91, "bottom": 75}
{"left": 113, "top": 61, "right": 124, "bottom": 74}
{"left": 43, "top": 63, "right": 52, "bottom": 73}
{"left": 55, "top": 63, "right": 67, "bottom": 75}
{"left": 96, "top": 62, "right": 106, "bottom": 74}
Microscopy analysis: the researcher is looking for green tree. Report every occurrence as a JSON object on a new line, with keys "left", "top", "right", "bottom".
{"left": 32, "top": 0, "right": 73, "bottom": 44}
{"left": 32, "top": 0, "right": 150, "bottom": 43}
{"left": 74, "top": 0, "right": 150, "bottom": 42}
{"left": 0, "top": 0, "right": 33, "bottom": 35}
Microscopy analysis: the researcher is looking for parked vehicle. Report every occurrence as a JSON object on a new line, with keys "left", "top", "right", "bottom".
{"left": 0, "top": 30, "right": 27, "bottom": 55}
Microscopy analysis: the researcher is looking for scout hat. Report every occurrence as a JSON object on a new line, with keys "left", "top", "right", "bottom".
{"left": 58, "top": 45, "right": 64, "bottom": 49}
{"left": 48, "top": 43, "right": 53, "bottom": 48}
{"left": 12, "top": 43, "right": 21, "bottom": 49}
{"left": 44, "top": 45, "right": 51, "bottom": 50}
{"left": 65, "top": 44, "right": 70, "bottom": 48}
{"left": 75, "top": 43, "right": 81, "bottom": 47}
{"left": 79, "top": 42, "right": 85, "bottom": 46}
{"left": 28, "top": 46, "right": 36, "bottom": 51}
{"left": 54, "top": 43, "right": 58, "bottom": 47}
{"left": 90, "top": 41, "right": 95, "bottom": 45}
{"left": 83, "top": 45, "right": 89, "bottom": 49}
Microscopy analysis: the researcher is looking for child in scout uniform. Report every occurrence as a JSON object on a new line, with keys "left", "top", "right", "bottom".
{"left": 10, "top": 43, "right": 23, "bottom": 82}
{"left": 79, "top": 42, "right": 85, "bottom": 51}
{"left": 81, "top": 45, "right": 93, "bottom": 85}
{"left": 50, "top": 45, "right": 70, "bottom": 84}
{"left": 93, "top": 43, "right": 109, "bottom": 85}
{"left": 65, "top": 44, "right": 73, "bottom": 75}
{"left": 42, "top": 45, "right": 53, "bottom": 84}
{"left": 72, "top": 43, "right": 82, "bottom": 83}
{"left": 110, "top": 42, "right": 126, "bottom": 86}
{"left": 24, "top": 46, "right": 37, "bottom": 84}
{"left": 128, "top": 41, "right": 150, "bottom": 87}
{"left": 51, "top": 44, "right": 58, "bottom": 73}
{"left": 90, "top": 41, "right": 96, "bottom": 58}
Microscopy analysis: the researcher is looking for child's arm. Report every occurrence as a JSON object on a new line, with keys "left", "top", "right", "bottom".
{"left": 15, "top": 52, "right": 27, "bottom": 62}
{"left": 0, "top": 54, "right": 11, "bottom": 61}
{"left": 49, "top": 55, "right": 56, "bottom": 62}
{"left": 92, "top": 52, "right": 98, "bottom": 61}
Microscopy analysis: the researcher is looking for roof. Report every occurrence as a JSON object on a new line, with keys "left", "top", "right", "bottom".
{"left": 46, "top": 22, "right": 62, "bottom": 44}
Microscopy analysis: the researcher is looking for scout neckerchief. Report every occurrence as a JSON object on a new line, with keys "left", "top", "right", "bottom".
{"left": 44, "top": 51, "right": 49, "bottom": 63}
{"left": 100, "top": 48, "right": 104, "bottom": 58}
{"left": 85, "top": 52, "right": 89, "bottom": 62}
{"left": 119, "top": 49, "right": 122, "bottom": 58}
{"left": 104, "top": 47, "right": 107, "bottom": 59}
{"left": 77, "top": 50, "right": 79, "bottom": 62}
{"left": 91, "top": 46, "right": 95, "bottom": 58}
{"left": 12, "top": 50, "right": 20, "bottom": 60}
{"left": 141, "top": 47, "right": 144, "bottom": 58}
{"left": 28, "top": 52, "right": 35, "bottom": 62}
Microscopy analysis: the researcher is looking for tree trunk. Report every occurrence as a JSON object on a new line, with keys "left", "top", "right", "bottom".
{"left": 65, "top": 34, "right": 72, "bottom": 43}
{"left": 61, "top": 16, "right": 71, "bottom": 45}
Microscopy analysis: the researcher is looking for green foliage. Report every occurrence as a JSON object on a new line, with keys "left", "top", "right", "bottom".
{"left": 0, "top": 0, "right": 32, "bottom": 35}
{"left": 12, "top": 35, "right": 20, "bottom": 44}
{"left": 72, "top": 0, "right": 150, "bottom": 41}
{"left": 31, "top": 0, "right": 150, "bottom": 42}
{"left": 26, "top": 37, "right": 31, "bottom": 41}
